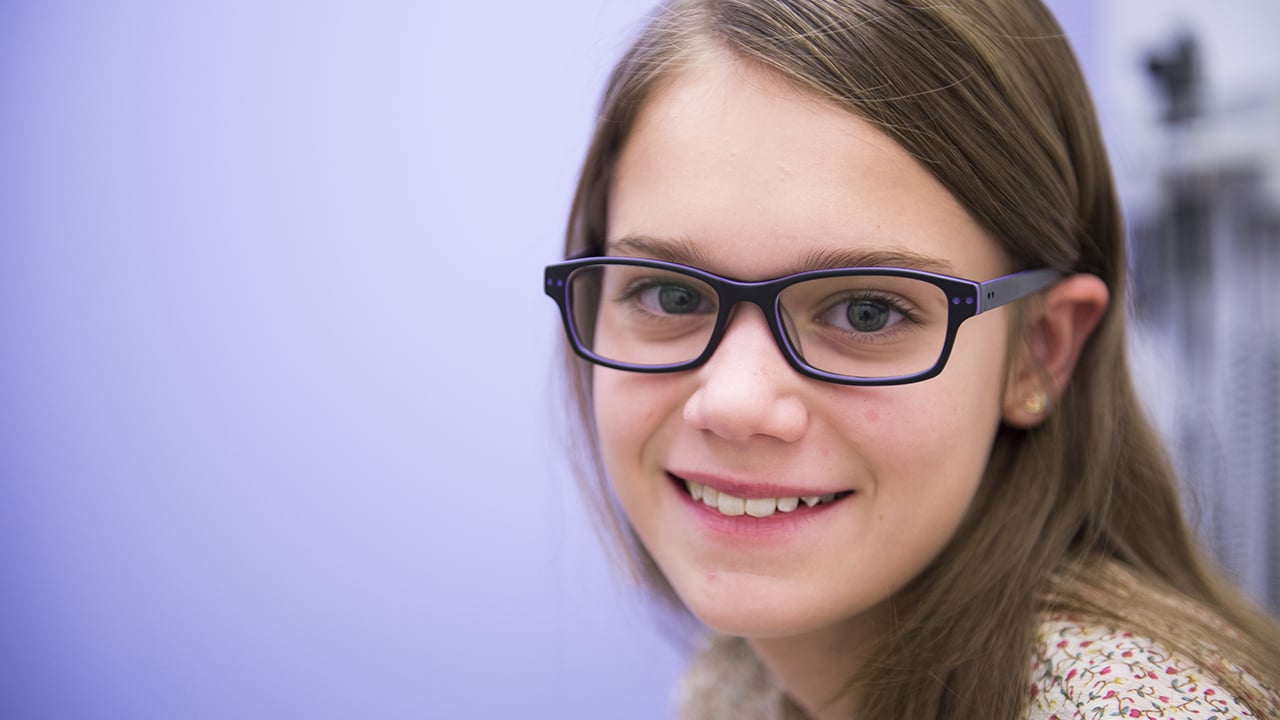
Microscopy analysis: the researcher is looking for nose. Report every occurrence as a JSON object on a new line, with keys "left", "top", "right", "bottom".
{"left": 682, "top": 304, "right": 809, "bottom": 443}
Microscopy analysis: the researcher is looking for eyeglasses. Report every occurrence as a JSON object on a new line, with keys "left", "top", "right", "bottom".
{"left": 544, "top": 256, "right": 1061, "bottom": 386}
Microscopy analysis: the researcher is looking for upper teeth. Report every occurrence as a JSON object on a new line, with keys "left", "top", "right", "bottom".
{"left": 684, "top": 480, "right": 835, "bottom": 518}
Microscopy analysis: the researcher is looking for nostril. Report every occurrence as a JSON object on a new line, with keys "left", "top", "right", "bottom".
{"left": 682, "top": 377, "right": 809, "bottom": 444}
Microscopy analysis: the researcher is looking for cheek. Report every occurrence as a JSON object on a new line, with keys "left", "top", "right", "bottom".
{"left": 592, "top": 370, "right": 640, "bottom": 457}
{"left": 591, "top": 370, "right": 695, "bottom": 561}
{"left": 848, "top": 316, "right": 1010, "bottom": 498}
{"left": 591, "top": 369, "right": 680, "bottom": 481}
{"left": 850, "top": 391, "right": 995, "bottom": 499}
{"left": 915, "top": 310, "right": 1011, "bottom": 415}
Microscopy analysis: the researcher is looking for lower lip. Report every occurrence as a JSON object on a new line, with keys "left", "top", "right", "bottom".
{"left": 669, "top": 474, "right": 849, "bottom": 540}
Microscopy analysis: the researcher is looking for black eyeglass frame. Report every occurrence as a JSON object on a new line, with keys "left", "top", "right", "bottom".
{"left": 544, "top": 256, "right": 1062, "bottom": 386}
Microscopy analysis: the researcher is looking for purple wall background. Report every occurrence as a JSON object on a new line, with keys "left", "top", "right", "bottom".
{"left": 0, "top": 1, "right": 1093, "bottom": 718}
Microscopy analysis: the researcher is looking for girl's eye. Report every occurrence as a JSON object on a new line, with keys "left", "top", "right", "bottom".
{"left": 845, "top": 300, "right": 894, "bottom": 332}
{"left": 819, "top": 296, "right": 907, "bottom": 334}
{"left": 635, "top": 283, "right": 712, "bottom": 315}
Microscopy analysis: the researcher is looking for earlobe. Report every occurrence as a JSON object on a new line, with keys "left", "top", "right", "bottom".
{"left": 1002, "top": 273, "right": 1109, "bottom": 428}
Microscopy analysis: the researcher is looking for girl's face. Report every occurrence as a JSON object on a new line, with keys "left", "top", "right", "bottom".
{"left": 594, "top": 53, "right": 1015, "bottom": 642}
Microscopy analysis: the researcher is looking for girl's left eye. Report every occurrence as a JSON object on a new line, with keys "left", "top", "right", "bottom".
{"left": 818, "top": 296, "right": 908, "bottom": 334}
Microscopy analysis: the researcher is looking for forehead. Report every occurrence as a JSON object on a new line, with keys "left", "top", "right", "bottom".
{"left": 608, "top": 51, "right": 1009, "bottom": 282}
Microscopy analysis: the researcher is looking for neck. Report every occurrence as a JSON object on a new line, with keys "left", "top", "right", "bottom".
{"left": 746, "top": 602, "right": 890, "bottom": 720}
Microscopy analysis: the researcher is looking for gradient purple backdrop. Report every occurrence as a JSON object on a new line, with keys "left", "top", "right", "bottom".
{"left": 0, "top": 1, "right": 1094, "bottom": 718}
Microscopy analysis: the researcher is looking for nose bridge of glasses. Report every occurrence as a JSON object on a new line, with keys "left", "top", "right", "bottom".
{"left": 709, "top": 277, "right": 797, "bottom": 362}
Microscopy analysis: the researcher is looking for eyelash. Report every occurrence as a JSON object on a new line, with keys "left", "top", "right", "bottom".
{"left": 615, "top": 278, "right": 713, "bottom": 315}
{"left": 814, "top": 291, "right": 920, "bottom": 336}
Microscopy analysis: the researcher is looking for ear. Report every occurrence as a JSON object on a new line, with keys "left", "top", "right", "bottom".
{"left": 1002, "top": 273, "right": 1109, "bottom": 428}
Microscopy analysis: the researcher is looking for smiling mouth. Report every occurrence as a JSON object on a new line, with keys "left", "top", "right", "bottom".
{"left": 677, "top": 477, "right": 853, "bottom": 518}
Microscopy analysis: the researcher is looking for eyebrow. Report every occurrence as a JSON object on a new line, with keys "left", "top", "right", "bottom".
{"left": 606, "top": 235, "right": 713, "bottom": 267}
{"left": 606, "top": 234, "right": 956, "bottom": 277}
{"left": 797, "top": 247, "right": 955, "bottom": 275}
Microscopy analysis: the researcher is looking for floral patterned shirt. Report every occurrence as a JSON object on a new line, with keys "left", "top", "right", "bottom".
{"left": 1029, "top": 615, "right": 1279, "bottom": 719}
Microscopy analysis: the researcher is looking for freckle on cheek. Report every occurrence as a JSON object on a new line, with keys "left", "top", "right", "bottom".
{"left": 864, "top": 408, "right": 880, "bottom": 424}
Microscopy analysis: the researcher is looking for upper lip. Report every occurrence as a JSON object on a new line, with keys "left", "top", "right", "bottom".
{"left": 668, "top": 470, "right": 852, "bottom": 499}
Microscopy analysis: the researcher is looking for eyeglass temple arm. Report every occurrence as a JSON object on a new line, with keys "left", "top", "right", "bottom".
{"left": 976, "top": 269, "right": 1063, "bottom": 313}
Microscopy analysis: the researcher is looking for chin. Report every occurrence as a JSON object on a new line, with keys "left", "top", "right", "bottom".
{"left": 674, "top": 574, "right": 850, "bottom": 641}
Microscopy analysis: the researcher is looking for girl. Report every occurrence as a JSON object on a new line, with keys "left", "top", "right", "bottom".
{"left": 544, "top": 1, "right": 1280, "bottom": 717}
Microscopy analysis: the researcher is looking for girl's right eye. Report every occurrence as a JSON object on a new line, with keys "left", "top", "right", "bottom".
{"left": 627, "top": 281, "right": 714, "bottom": 316}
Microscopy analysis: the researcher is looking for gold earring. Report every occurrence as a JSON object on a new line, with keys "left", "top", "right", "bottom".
{"left": 1022, "top": 390, "right": 1049, "bottom": 415}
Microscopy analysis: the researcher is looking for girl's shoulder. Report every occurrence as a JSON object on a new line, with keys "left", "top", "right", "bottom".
{"left": 1028, "top": 613, "right": 1279, "bottom": 719}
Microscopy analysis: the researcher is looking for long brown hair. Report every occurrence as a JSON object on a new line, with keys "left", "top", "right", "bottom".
{"left": 557, "top": 1, "right": 1280, "bottom": 717}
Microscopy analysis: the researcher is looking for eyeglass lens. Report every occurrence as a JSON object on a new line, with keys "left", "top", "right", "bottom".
{"left": 567, "top": 263, "right": 951, "bottom": 379}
